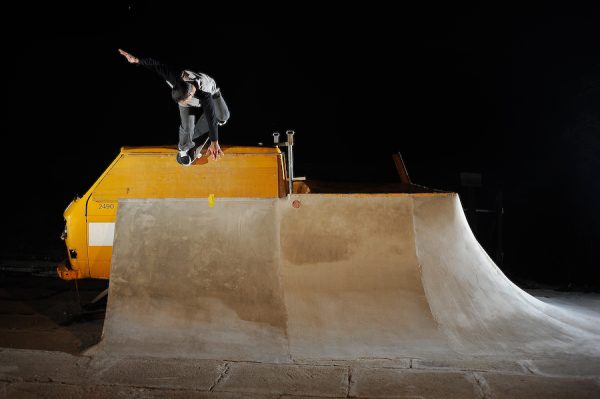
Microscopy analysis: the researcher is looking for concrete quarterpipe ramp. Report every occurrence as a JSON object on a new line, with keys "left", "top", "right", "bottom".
{"left": 95, "top": 194, "right": 600, "bottom": 361}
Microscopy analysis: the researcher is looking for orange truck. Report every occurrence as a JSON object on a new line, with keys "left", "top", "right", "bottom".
{"left": 58, "top": 145, "right": 287, "bottom": 280}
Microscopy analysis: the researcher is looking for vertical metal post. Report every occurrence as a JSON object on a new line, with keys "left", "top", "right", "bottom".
{"left": 286, "top": 130, "right": 295, "bottom": 195}
{"left": 272, "top": 130, "right": 297, "bottom": 196}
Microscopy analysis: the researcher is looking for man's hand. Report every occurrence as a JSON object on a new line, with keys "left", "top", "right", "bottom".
{"left": 118, "top": 49, "right": 139, "bottom": 64}
{"left": 206, "top": 141, "right": 224, "bottom": 160}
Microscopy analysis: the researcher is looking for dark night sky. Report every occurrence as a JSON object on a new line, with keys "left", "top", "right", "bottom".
{"left": 2, "top": 6, "right": 600, "bottom": 288}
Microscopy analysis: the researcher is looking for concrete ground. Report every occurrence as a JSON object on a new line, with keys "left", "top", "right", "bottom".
{"left": 1, "top": 268, "right": 599, "bottom": 398}
{"left": 1, "top": 348, "right": 599, "bottom": 398}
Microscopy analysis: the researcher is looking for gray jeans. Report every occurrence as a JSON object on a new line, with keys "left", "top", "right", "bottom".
{"left": 178, "top": 91, "right": 230, "bottom": 151}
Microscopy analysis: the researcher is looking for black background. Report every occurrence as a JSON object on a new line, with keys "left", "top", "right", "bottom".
{"left": 2, "top": 6, "right": 600, "bottom": 289}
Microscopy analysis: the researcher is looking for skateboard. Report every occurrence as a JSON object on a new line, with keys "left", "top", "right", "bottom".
{"left": 193, "top": 136, "right": 211, "bottom": 162}
{"left": 177, "top": 136, "right": 210, "bottom": 166}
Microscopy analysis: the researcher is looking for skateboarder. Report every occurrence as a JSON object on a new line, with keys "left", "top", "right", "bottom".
{"left": 118, "top": 49, "right": 230, "bottom": 165}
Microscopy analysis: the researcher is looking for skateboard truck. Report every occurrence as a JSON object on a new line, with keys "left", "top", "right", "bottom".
{"left": 273, "top": 130, "right": 305, "bottom": 195}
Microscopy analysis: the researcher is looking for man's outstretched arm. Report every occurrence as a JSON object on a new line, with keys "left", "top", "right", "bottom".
{"left": 118, "top": 49, "right": 179, "bottom": 87}
{"left": 118, "top": 49, "right": 139, "bottom": 64}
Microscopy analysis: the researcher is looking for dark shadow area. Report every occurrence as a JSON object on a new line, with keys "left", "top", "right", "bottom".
{"left": 0, "top": 270, "right": 107, "bottom": 354}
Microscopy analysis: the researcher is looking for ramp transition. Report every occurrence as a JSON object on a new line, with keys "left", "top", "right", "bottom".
{"left": 95, "top": 194, "right": 600, "bottom": 361}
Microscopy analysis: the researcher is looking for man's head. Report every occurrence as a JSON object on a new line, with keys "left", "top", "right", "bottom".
{"left": 172, "top": 80, "right": 196, "bottom": 105}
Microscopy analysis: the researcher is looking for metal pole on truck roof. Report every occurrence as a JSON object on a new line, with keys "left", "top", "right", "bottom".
{"left": 286, "top": 130, "right": 295, "bottom": 196}
{"left": 273, "top": 130, "right": 303, "bottom": 196}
